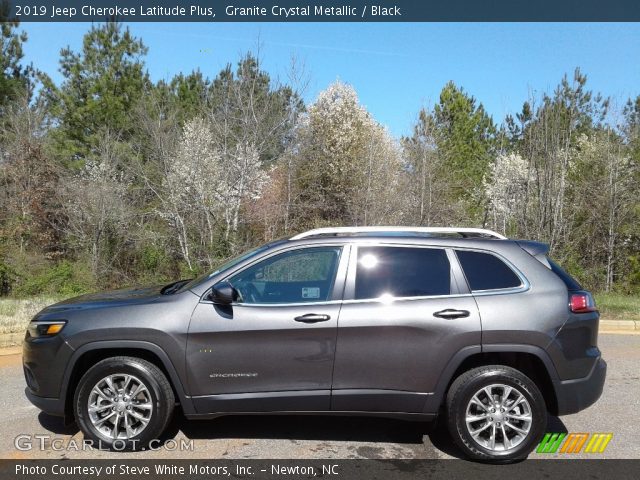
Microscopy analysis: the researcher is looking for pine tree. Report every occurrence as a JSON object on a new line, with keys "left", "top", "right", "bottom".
{"left": 433, "top": 81, "right": 497, "bottom": 218}
{"left": 40, "top": 21, "right": 150, "bottom": 166}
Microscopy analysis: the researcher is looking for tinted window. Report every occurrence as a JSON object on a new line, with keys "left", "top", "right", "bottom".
{"left": 456, "top": 250, "right": 522, "bottom": 291}
{"left": 355, "top": 247, "right": 450, "bottom": 300}
{"left": 228, "top": 247, "right": 341, "bottom": 304}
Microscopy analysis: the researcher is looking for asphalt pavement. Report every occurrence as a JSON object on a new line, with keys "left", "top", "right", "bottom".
{"left": 1, "top": 333, "right": 638, "bottom": 460}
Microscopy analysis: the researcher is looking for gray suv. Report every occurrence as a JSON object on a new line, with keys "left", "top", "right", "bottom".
{"left": 23, "top": 227, "right": 606, "bottom": 461}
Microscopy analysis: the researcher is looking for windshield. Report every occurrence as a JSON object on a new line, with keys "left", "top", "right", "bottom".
{"left": 177, "top": 242, "right": 279, "bottom": 293}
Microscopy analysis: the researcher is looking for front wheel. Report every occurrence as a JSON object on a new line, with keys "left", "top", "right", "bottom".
{"left": 74, "top": 356, "right": 175, "bottom": 450}
{"left": 446, "top": 365, "right": 547, "bottom": 462}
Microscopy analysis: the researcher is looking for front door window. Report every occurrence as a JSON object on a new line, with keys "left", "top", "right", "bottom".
{"left": 228, "top": 247, "right": 342, "bottom": 304}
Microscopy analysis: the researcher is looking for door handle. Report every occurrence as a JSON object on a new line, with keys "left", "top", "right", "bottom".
{"left": 433, "top": 309, "right": 470, "bottom": 319}
{"left": 294, "top": 313, "right": 331, "bottom": 323}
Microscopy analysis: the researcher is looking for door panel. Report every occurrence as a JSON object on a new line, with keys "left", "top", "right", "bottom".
{"left": 332, "top": 297, "right": 480, "bottom": 402}
{"left": 331, "top": 245, "right": 481, "bottom": 413}
{"left": 186, "top": 245, "right": 348, "bottom": 413}
{"left": 187, "top": 302, "right": 341, "bottom": 411}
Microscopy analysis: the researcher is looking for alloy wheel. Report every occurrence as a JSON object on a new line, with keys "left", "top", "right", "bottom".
{"left": 464, "top": 383, "right": 533, "bottom": 452}
{"left": 87, "top": 373, "right": 154, "bottom": 440}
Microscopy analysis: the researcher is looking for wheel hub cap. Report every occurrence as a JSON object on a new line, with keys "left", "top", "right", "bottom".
{"left": 465, "top": 383, "right": 533, "bottom": 452}
{"left": 87, "top": 373, "right": 153, "bottom": 440}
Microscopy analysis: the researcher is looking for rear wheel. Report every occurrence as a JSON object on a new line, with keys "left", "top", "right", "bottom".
{"left": 446, "top": 365, "right": 547, "bottom": 462}
{"left": 74, "top": 356, "right": 174, "bottom": 450}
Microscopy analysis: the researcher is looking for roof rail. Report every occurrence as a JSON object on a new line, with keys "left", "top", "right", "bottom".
{"left": 289, "top": 226, "right": 507, "bottom": 240}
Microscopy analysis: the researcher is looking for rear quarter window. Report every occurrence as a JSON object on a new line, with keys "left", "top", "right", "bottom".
{"left": 456, "top": 250, "right": 522, "bottom": 291}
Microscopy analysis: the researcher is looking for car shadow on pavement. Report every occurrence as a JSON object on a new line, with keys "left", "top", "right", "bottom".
{"left": 37, "top": 410, "right": 569, "bottom": 459}
{"left": 37, "top": 412, "right": 79, "bottom": 436}
{"left": 173, "top": 412, "right": 428, "bottom": 444}
{"left": 173, "top": 411, "right": 570, "bottom": 459}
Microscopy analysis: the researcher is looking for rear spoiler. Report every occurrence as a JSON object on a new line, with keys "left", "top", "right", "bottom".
{"left": 516, "top": 240, "right": 551, "bottom": 267}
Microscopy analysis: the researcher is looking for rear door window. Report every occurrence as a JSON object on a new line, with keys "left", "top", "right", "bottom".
{"left": 455, "top": 250, "right": 522, "bottom": 291}
{"left": 355, "top": 247, "right": 450, "bottom": 300}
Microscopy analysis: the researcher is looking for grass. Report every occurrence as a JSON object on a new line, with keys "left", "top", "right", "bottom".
{"left": 0, "top": 297, "right": 62, "bottom": 334}
{"left": 594, "top": 292, "right": 640, "bottom": 321}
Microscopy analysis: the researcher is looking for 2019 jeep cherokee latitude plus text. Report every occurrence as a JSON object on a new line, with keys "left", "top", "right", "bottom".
{"left": 23, "top": 226, "right": 606, "bottom": 461}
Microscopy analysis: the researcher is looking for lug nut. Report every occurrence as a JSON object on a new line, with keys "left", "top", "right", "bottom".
{"left": 497, "top": 422, "right": 501, "bottom": 427}
{"left": 489, "top": 417, "right": 493, "bottom": 421}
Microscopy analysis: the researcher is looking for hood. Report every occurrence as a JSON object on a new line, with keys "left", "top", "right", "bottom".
{"left": 36, "top": 284, "right": 166, "bottom": 316}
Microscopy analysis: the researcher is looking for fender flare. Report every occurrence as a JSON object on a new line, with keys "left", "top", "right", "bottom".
{"left": 60, "top": 340, "right": 195, "bottom": 415}
{"left": 423, "top": 343, "right": 560, "bottom": 413}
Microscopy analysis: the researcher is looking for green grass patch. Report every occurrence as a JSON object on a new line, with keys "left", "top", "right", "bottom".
{"left": 595, "top": 292, "right": 640, "bottom": 321}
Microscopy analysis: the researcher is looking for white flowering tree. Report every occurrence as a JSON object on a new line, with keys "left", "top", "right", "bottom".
{"left": 219, "top": 141, "right": 268, "bottom": 245}
{"left": 157, "top": 117, "right": 269, "bottom": 269}
{"left": 292, "top": 80, "right": 404, "bottom": 226}
{"left": 484, "top": 152, "right": 530, "bottom": 233}
{"left": 159, "top": 117, "right": 221, "bottom": 269}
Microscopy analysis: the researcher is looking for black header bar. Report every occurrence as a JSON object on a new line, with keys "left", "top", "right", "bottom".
{"left": 4, "top": 0, "right": 640, "bottom": 22}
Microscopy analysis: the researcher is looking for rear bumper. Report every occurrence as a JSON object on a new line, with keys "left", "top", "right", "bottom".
{"left": 24, "top": 388, "right": 65, "bottom": 417}
{"left": 554, "top": 357, "right": 606, "bottom": 415}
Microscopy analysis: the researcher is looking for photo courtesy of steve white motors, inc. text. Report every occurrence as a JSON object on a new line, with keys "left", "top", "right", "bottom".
{"left": 14, "top": 3, "right": 402, "bottom": 19}
{"left": 15, "top": 463, "right": 339, "bottom": 477}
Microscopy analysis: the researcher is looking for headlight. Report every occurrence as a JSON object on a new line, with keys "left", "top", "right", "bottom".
{"left": 27, "top": 321, "right": 67, "bottom": 338}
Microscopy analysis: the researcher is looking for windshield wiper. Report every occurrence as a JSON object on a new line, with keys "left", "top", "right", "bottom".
{"left": 161, "top": 279, "right": 192, "bottom": 295}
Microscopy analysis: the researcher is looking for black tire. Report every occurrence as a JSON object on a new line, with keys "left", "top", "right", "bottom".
{"left": 74, "top": 356, "right": 175, "bottom": 451}
{"left": 446, "top": 365, "right": 547, "bottom": 463}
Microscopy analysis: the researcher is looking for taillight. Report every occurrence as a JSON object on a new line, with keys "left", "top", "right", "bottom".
{"left": 569, "top": 292, "right": 597, "bottom": 313}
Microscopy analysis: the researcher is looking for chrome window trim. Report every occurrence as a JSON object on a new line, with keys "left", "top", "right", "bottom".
{"left": 199, "top": 300, "right": 345, "bottom": 308}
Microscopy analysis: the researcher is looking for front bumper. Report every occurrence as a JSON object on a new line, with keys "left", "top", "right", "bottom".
{"left": 23, "top": 334, "right": 74, "bottom": 396}
{"left": 23, "top": 333, "right": 75, "bottom": 419}
{"left": 24, "top": 388, "right": 65, "bottom": 417}
{"left": 554, "top": 357, "right": 607, "bottom": 415}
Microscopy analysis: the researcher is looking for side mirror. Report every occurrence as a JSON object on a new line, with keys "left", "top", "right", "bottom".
{"left": 209, "top": 282, "right": 237, "bottom": 305}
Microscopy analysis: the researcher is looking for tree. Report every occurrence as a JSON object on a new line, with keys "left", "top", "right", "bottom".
{"left": 154, "top": 70, "right": 210, "bottom": 125}
{"left": 0, "top": 5, "right": 32, "bottom": 113}
{"left": 617, "top": 97, "right": 640, "bottom": 291}
{"left": 291, "top": 81, "right": 403, "bottom": 227}
{"left": 0, "top": 95, "right": 60, "bottom": 254}
{"left": 484, "top": 152, "right": 529, "bottom": 235}
{"left": 206, "top": 54, "right": 301, "bottom": 250}
{"left": 59, "top": 130, "right": 132, "bottom": 277}
{"left": 41, "top": 22, "right": 150, "bottom": 165}
{"left": 402, "top": 109, "right": 450, "bottom": 226}
{"left": 517, "top": 69, "right": 609, "bottom": 248}
{"left": 433, "top": 81, "right": 497, "bottom": 219}
{"left": 160, "top": 117, "right": 222, "bottom": 269}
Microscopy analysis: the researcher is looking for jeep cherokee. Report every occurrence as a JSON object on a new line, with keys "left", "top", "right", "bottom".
{"left": 23, "top": 226, "right": 606, "bottom": 461}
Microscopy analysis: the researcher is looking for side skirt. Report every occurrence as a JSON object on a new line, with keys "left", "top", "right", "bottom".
{"left": 184, "top": 410, "right": 437, "bottom": 421}
{"left": 190, "top": 389, "right": 435, "bottom": 417}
